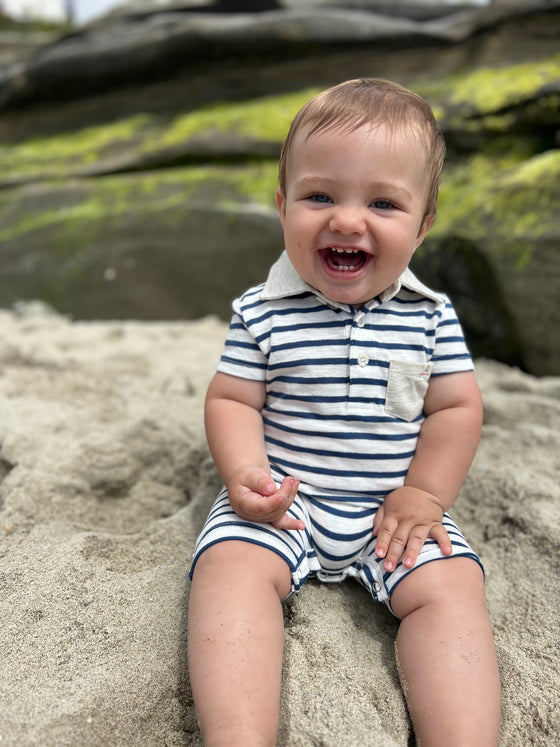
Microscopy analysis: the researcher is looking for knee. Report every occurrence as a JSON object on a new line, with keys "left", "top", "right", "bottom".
{"left": 192, "top": 541, "right": 292, "bottom": 600}
{"left": 391, "top": 557, "right": 486, "bottom": 619}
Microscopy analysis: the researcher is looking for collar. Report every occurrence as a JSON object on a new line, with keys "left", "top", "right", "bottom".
{"left": 261, "top": 251, "right": 444, "bottom": 308}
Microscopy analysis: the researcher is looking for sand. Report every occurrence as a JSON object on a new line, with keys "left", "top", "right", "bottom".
{"left": 0, "top": 307, "right": 558, "bottom": 746}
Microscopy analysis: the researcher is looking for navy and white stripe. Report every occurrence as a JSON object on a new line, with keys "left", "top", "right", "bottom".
{"left": 217, "top": 252, "right": 473, "bottom": 499}
{"left": 190, "top": 471, "right": 483, "bottom": 614}
{"left": 190, "top": 253, "right": 480, "bottom": 608}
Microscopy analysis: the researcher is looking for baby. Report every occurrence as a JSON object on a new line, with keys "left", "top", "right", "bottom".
{"left": 188, "top": 78, "right": 500, "bottom": 746}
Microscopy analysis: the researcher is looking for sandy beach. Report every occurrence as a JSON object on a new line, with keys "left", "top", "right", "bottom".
{"left": 0, "top": 308, "right": 558, "bottom": 745}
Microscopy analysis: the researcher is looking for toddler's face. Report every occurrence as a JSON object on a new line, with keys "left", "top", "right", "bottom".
{"left": 276, "top": 123, "right": 433, "bottom": 306}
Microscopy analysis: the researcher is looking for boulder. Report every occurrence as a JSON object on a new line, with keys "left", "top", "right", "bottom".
{"left": 2, "top": 57, "right": 559, "bottom": 373}
{"left": 2, "top": 1, "right": 559, "bottom": 107}
{"left": 1, "top": 4, "right": 559, "bottom": 374}
{"left": 0, "top": 165, "right": 283, "bottom": 320}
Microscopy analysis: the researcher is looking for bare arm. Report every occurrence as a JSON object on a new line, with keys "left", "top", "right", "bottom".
{"left": 374, "top": 371, "right": 483, "bottom": 570}
{"left": 405, "top": 370, "right": 483, "bottom": 508}
{"left": 205, "top": 371, "right": 304, "bottom": 530}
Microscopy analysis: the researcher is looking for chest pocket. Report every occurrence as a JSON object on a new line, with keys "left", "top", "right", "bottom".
{"left": 385, "top": 360, "right": 433, "bottom": 422}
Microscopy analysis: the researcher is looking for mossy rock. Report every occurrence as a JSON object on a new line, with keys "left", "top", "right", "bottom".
{"left": 1, "top": 90, "right": 319, "bottom": 186}
{"left": 0, "top": 165, "right": 283, "bottom": 321}
{"left": 1, "top": 145, "right": 559, "bottom": 373}
{"left": 416, "top": 53, "right": 560, "bottom": 148}
{"left": 413, "top": 149, "right": 560, "bottom": 375}
{"left": 1, "top": 53, "right": 559, "bottom": 374}
{"left": 3, "top": 54, "right": 559, "bottom": 186}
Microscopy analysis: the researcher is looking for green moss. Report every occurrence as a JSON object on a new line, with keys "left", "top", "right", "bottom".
{"left": 3, "top": 89, "right": 318, "bottom": 183}
{"left": 224, "top": 162, "right": 279, "bottom": 207}
{"left": 433, "top": 149, "right": 560, "bottom": 267}
{"left": 416, "top": 53, "right": 560, "bottom": 115}
{"left": 2, "top": 114, "right": 153, "bottom": 179}
{"left": 501, "top": 149, "right": 560, "bottom": 188}
{"left": 0, "top": 163, "right": 280, "bottom": 248}
{"left": 150, "top": 89, "right": 319, "bottom": 150}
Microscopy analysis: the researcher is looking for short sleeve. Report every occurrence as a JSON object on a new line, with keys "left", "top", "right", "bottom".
{"left": 216, "top": 311, "right": 268, "bottom": 382}
{"left": 430, "top": 296, "right": 474, "bottom": 377}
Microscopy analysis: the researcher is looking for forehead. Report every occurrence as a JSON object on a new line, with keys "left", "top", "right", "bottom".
{"left": 284, "top": 122, "right": 431, "bottom": 206}
{"left": 289, "top": 122, "right": 429, "bottom": 174}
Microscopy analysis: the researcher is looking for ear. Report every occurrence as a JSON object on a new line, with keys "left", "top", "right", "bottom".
{"left": 275, "top": 188, "right": 287, "bottom": 228}
{"left": 414, "top": 214, "right": 435, "bottom": 250}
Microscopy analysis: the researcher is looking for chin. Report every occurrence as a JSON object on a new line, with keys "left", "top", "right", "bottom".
{"left": 325, "top": 288, "right": 370, "bottom": 306}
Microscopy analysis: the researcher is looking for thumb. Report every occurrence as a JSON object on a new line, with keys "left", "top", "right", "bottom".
{"left": 246, "top": 467, "right": 276, "bottom": 496}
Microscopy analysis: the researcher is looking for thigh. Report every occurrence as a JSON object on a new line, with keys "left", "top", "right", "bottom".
{"left": 190, "top": 487, "right": 314, "bottom": 598}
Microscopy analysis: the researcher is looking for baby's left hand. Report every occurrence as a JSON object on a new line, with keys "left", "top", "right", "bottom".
{"left": 373, "top": 486, "right": 452, "bottom": 571}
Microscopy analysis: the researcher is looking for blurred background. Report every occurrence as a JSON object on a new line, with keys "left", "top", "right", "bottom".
{"left": 1, "top": 0, "right": 559, "bottom": 375}
{"left": 2, "top": 0, "right": 120, "bottom": 26}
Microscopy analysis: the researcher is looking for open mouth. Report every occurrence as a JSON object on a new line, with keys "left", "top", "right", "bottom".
{"left": 320, "top": 247, "right": 370, "bottom": 274}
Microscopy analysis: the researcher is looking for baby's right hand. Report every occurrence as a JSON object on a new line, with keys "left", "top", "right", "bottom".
{"left": 226, "top": 466, "right": 305, "bottom": 531}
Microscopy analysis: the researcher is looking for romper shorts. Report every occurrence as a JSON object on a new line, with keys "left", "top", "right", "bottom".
{"left": 190, "top": 473, "right": 482, "bottom": 616}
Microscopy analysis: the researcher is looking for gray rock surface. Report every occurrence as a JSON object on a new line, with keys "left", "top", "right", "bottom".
{"left": 2, "top": 0, "right": 559, "bottom": 106}
{"left": 1, "top": 3, "right": 559, "bottom": 374}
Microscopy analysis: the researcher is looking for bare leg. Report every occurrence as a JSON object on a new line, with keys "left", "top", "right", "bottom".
{"left": 187, "top": 541, "right": 292, "bottom": 746}
{"left": 391, "top": 557, "right": 501, "bottom": 747}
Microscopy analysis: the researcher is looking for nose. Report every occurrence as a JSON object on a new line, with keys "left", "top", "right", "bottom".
{"left": 328, "top": 204, "right": 366, "bottom": 235}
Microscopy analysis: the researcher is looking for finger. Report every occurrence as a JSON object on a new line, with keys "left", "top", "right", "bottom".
{"left": 270, "top": 477, "right": 301, "bottom": 523}
{"left": 244, "top": 476, "right": 301, "bottom": 526}
{"left": 244, "top": 469, "right": 276, "bottom": 496}
{"left": 402, "top": 527, "right": 430, "bottom": 569}
{"left": 382, "top": 531, "right": 410, "bottom": 572}
{"left": 374, "top": 516, "right": 399, "bottom": 559}
{"left": 372, "top": 504, "right": 385, "bottom": 536}
{"left": 277, "top": 475, "right": 300, "bottom": 500}
{"left": 270, "top": 476, "right": 299, "bottom": 513}
{"left": 429, "top": 523, "right": 453, "bottom": 556}
{"left": 237, "top": 490, "right": 278, "bottom": 521}
{"left": 271, "top": 513, "right": 306, "bottom": 531}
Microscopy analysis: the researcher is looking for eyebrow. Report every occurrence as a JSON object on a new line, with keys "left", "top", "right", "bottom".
{"left": 294, "top": 175, "right": 414, "bottom": 202}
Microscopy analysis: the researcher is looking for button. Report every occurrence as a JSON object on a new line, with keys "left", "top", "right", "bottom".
{"left": 357, "top": 353, "right": 369, "bottom": 367}
{"left": 356, "top": 317, "right": 365, "bottom": 328}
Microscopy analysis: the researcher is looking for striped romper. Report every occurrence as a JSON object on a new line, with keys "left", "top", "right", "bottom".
{"left": 190, "top": 252, "right": 482, "bottom": 613}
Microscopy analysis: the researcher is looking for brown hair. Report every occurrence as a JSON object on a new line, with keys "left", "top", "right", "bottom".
{"left": 278, "top": 78, "right": 445, "bottom": 220}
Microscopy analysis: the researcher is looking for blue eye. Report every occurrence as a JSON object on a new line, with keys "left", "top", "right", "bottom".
{"left": 371, "top": 200, "right": 393, "bottom": 210}
{"left": 310, "top": 194, "right": 332, "bottom": 204}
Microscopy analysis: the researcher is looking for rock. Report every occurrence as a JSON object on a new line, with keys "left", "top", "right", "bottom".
{"left": 0, "top": 5, "right": 559, "bottom": 374}
{"left": 2, "top": 49, "right": 559, "bottom": 373}
{"left": 2, "top": 1, "right": 559, "bottom": 107}
{"left": 412, "top": 147, "right": 560, "bottom": 375}
{"left": 0, "top": 165, "right": 284, "bottom": 320}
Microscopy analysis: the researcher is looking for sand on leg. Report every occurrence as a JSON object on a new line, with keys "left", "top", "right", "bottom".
{"left": 187, "top": 540, "right": 292, "bottom": 746}
{"left": 391, "top": 557, "right": 501, "bottom": 747}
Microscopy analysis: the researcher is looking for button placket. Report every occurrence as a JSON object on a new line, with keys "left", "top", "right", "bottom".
{"left": 350, "top": 311, "right": 370, "bottom": 373}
